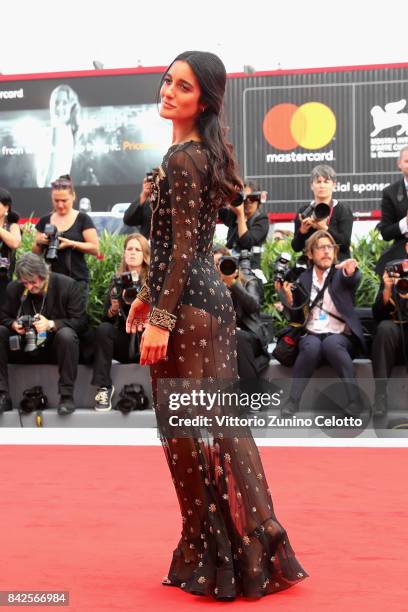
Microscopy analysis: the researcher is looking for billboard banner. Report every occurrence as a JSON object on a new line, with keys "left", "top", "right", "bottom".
{"left": 1, "top": 64, "right": 408, "bottom": 216}
{"left": 0, "top": 71, "right": 169, "bottom": 216}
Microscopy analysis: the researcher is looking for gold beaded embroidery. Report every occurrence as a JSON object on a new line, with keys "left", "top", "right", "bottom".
{"left": 136, "top": 283, "right": 151, "bottom": 304}
{"left": 149, "top": 307, "right": 177, "bottom": 332}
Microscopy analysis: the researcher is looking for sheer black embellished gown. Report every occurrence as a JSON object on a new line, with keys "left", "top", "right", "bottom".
{"left": 143, "top": 141, "right": 308, "bottom": 600}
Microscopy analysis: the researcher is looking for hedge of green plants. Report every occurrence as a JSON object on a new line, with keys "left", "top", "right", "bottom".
{"left": 17, "top": 224, "right": 387, "bottom": 329}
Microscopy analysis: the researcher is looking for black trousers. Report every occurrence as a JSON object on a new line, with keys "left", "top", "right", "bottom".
{"left": 0, "top": 325, "right": 79, "bottom": 396}
{"left": 291, "top": 332, "right": 358, "bottom": 402}
{"left": 91, "top": 322, "right": 139, "bottom": 388}
{"left": 371, "top": 320, "right": 408, "bottom": 394}
{"left": 236, "top": 329, "right": 269, "bottom": 379}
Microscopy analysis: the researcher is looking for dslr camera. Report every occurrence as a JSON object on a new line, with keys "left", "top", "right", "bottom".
{"left": 111, "top": 271, "right": 139, "bottom": 305}
{"left": 301, "top": 201, "right": 331, "bottom": 221}
{"left": 274, "top": 252, "right": 308, "bottom": 285}
{"left": 9, "top": 314, "right": 47, "bottom": 352}
{"left": 385, "top": 259, "right": 408, "bottom": 296}
{"left": 231, "top": 190, "right": 267, "bottom": 208}
{"left": 0, "top": 256, "right": 11, "bottom": 279}
{"left": 219, "top": 249, "right": 252, "bottom": 276}
{"left": 43, "top": 223, "right": 61, "bottom": 261}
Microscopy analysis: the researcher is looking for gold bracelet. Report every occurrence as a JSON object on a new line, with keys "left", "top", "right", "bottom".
{"left": 137, "top": 283, "right": 151, "bottom": 304}
{"left": 148, "top": 307, "right": 177, "bottom": 332}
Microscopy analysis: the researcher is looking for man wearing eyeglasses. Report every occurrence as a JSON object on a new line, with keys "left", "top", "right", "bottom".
{"left": 218, "top": 182, "right": 269, "bottom": 270}
{"left": 277, "top": 230, "right": 365, "bottom": 417}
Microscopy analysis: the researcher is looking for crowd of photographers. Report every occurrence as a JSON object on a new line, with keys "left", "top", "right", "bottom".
{"left": 0, "top": 146, "right": 407, "bottom": 419}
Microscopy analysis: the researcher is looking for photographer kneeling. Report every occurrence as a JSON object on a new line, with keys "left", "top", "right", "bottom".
{"left": 214, "top": 247, "right": 270, "bottom": 392}
{"left": 277, "top": 230, "right": 365, "bottom": 417}
{"left": 91, "top": 234, "right": 150, "bottom": 411}
{"left": 0, "top": 253, "right": 87, "bottom": 415}
{"left": 218, "top": 183, "right": 269, "bottom": 273}
{"left": 371, "top": 240, "right": 408, "bottom": 416}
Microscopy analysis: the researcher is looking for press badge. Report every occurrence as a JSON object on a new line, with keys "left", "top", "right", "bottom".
{"left": 318, "top": 310, "right": 328, "bottom": 321}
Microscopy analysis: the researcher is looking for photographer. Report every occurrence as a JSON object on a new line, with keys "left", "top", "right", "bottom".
{"left": 91, "top": 234, "right": 150, "bottom": 411}
{"left": 371, "top": 240, "right": 408, "bottom": 415}
{"left": 376, "top": 146, "right": 408, "bottom": 275}
{"left": 277, "top": 230, "right": 365, "bottom": 417}
{"left": 218, "top": 183, "right": 269, "bottom": 270}
{"left": 0, "top": 188, "right": 21, "bottom": 303}
{"left": 0, "top": 253, "right": 87, "bottom": 415}
{"left": 123, "top": 175, "right": 153, "bottom": 239}
{"left": 214, "top": 246, "right": 270, "bottom": 385}
{"left": 292, "top": 165, "right": 353, "bottom": 261}
{"left": 32, "top": 175, "right": 99, "bottom": 300}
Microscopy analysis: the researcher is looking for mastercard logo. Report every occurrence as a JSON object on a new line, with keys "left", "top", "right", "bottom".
{"left": 262, "top": 102, "right": 336, "bottom": 151}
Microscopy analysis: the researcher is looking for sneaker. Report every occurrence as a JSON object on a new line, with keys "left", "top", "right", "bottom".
{"left": 281, "top": 397, "right": 299, "bottom": 417}
{"left": 343, "top": 399, "right": 362, "bottom": 417}
{"left": 94, "top": 386, "right": 115, "bottom": 412}
{"left": 57, "top": 395, "right": 75, "bottom": 416}
{"left": 372, "top": 394, "right": 387, "bottom": 417}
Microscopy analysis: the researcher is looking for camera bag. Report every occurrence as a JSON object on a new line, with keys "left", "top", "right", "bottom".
{"left": 114, "top": 384, "right": 149, "bottom": 413}
{"left": 20, "top": 385, "right": 48, "bottom": 414}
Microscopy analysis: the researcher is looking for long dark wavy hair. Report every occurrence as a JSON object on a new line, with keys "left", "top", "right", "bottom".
{"left": 159, "top": 51, "right": 242, "bottom": 205}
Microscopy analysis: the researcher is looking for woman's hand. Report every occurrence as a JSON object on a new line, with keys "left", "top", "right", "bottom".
{"left": 58, "top": 236, "right": 75, "bottom": 250}
{"left": 220, "top": 271, "right": 239, "bottom": 288}
{"left": 36, "top": 233, "right": 50, "bottom": 246}
{"left": 108, "top": 298, "right": 120, "bottom": 317}
{"left": 139, "top": 323, "right": 169, "bottom": 365}
{"left": 298, "top": 214, "right": 313, "bottom": 234}
{"left": 126, "top": 298, "right": 150, "bottom": 333}
{"left": 311, "top": 217, "right": 328, "bottom": 231}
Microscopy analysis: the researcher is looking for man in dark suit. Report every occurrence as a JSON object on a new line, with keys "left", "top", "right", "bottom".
{"left": 376, "top": 146, "right": 408, "bottom": 275}
{"left": 218, "top": 183, "right": 269, "bottom": 270}
{"left": 279, "top": 230, "right": 365, "bottom": 417}
{"left": 0, "top": 253, "right": 87, "bottom": 415}
{"left": 214, "top": 247, "right": 270, "bottom": 383}
{"left": 292, "top": 165, "right": 354, "bottom": 261}
{"left": 123, "top": 175, "right": 152, "bottom": 240}
{"left": 371, "top": 239, "right": 408, "bottom": 415}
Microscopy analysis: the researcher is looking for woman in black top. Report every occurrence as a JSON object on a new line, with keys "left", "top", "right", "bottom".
{"left": 32, "top": 175, "right": 99, "bottom": 299}
{"left": 291, "top": 165, "right": 353, "bottom": 261}
{"left": 91, "top": 233, "right": 150, "bottom": 411}
{"left": 0, "top": 188, "right": 21, "bottom": 303}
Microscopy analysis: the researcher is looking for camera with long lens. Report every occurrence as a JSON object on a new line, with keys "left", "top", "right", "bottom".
{"left": 219, "top": 249, "right": 252, "bottom": 276}
{"left": 385, "top": 259, "right": 408, "bottom": 296}
{"left": 43, "top": 223, "right": 61, "bottom": 261}
{"left": 301, "top": 201, "right": 331, "bottom": 221}
{"left": 111, "top": 271, "right": 140, "bottom": 305}
{"left": 274, "top": 252, "right": 309, "bottom": 285}
{"left": 0, "top": 256, "right": 11, "bottom": 278}
{"left": 9, "top": 314, "right": 47, "bottom": 352}
{"left": 231, "top": 190, "right": 268, "bottom": 208}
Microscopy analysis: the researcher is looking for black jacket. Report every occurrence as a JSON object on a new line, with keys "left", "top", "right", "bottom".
{"left": 123, "top": 199, "right": 152, "bottom": 240}
{"left": 0, "top": 273, "right": 87, "bottom": 334}
{"left": 291, "top": 201, "right": 354, "bottom": 261}
{"left": 376, "top": 179, "right": 408, "bottom": 275}
{"left": 218, "top": 207, "right": 269, "bottom": 268}
{"left": 372, "top": 280, "right": 408, "bottom": 323}
{"left": 288, "top": 265, "right": 365, "bottom": 350}
{"left": 230, "top": 275, "right": 269, "bottom": 352}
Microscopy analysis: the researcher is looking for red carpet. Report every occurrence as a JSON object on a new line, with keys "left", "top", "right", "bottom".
{"left": 0, "top": 445, "right": 407, "bottom": 611}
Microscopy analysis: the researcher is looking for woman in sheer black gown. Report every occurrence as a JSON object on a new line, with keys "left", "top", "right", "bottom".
{"left": 127, "top": 51, "right": 308, "bottom": 601}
